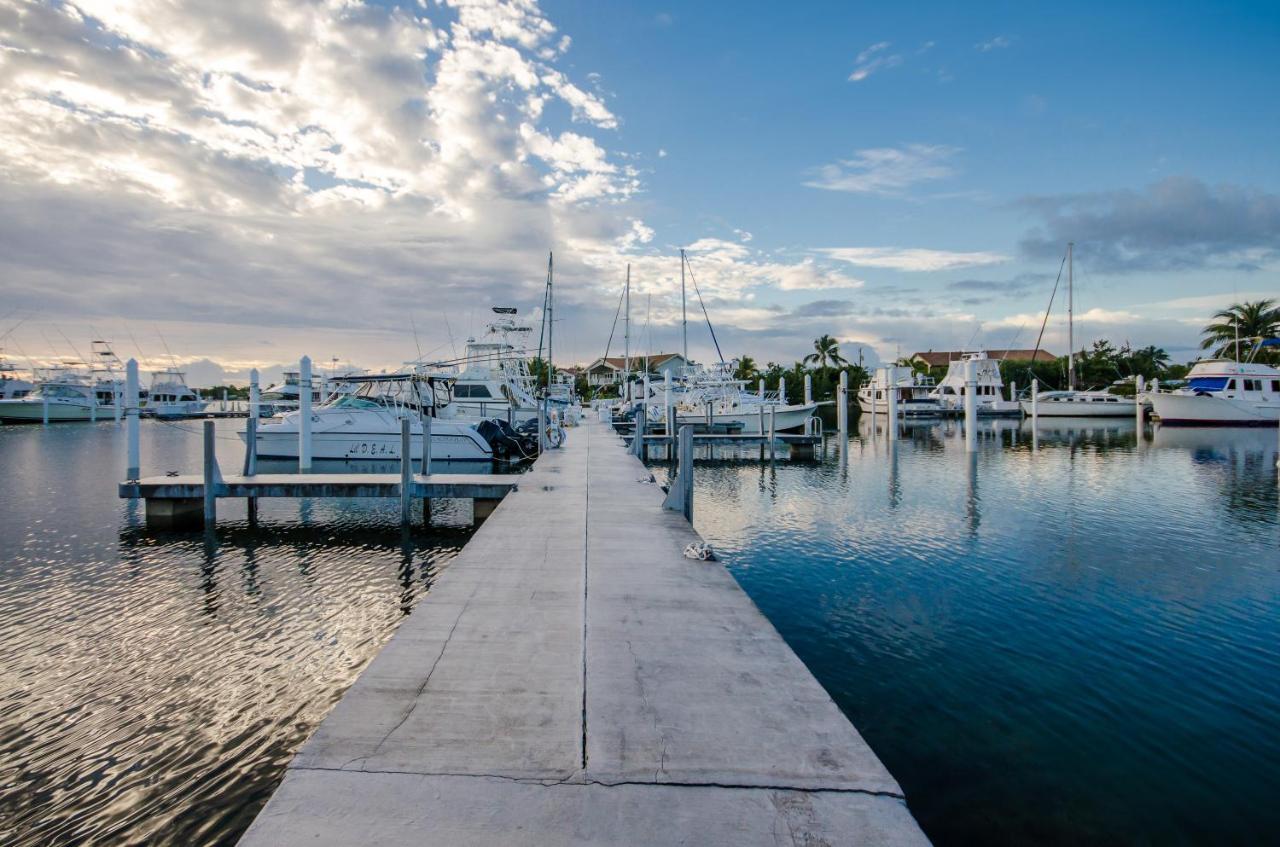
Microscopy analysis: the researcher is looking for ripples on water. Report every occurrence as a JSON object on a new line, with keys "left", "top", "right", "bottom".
{"left": 662, "top": 415, "right": 1280, "bottom": 846}
{"left": 0, "top": 420, "right": 475, "bottom": 845}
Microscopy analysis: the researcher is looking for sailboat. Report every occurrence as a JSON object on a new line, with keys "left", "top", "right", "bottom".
{"left": 1019, "top": 243, "right": 1136, "bottom": 418}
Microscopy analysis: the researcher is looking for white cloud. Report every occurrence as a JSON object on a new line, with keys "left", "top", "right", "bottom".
{"left": 975, "top": 35, "right": 1013, "bottom": 52}
{"left": 804, "top": 144, "right": 957, "bottom": 194}
{"left": 848, "top": 41, "right": 902, "bottom": 82}
{"left": 818, "top": 247, "right": 1009, "bottom": 272}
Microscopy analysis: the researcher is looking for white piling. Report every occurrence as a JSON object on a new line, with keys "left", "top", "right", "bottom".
{"left": 400, "top": 418, "right": 412, "bottom": 525}
{"left": 768, "top": 404, "right": 777, "bottom": 461}
{"left": 90, "top": 390, "right": 96, "bottom": 422}
{"left": 538, "top": 403, "right": 547, "bottom": 453}
{"left": 1030, "top": 377, "right": 1039, "bottom": 422}
{"left": 113, "top": 380, "right": 122, "bottom": 422}
{"left": 661, "top": 425, "right": 694, "bottom": 523}
{"left": 886, "top": 368, "right": 899, "bottom": 441}
{"left": 778, "top": 376, "right": 787, "bottom": 407}
{"left": 249, "top": 369, "right": 260, "bottom": 420}
{"left": 838, "top": 370, "right": 848, "bottom": 438}
{"left": 964, "top": 357, "right": 978, "bottom": 452}
{"left": 757, "top": 403, "right": 765, "bottom": 437}
{"left": 42, "top": 390, "right": 49, "bottom": 426}
{"left": 221, "top": 388, "right": 228, "bottom": 412}
{"left": 757, "top": 378, "right": 764, "bottom": 401}
{"left": 126, "top": 359, "right": 140, "bottom": 480}
{"left": 1009, "top": 380, "right": 1017, "bottom": 405}
{"left": 1135, "top": 374, "right": 1146, "bottom": 431}
{"left": 421, "top": 413, "right": 433, "bottom": 474}
{"left": 299, "top": 355, "right": 313, "bottom": 472}
{"left": 804, "top": 373, "right": 812, "bottom": 405}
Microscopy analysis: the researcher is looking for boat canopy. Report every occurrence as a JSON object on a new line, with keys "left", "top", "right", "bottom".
{"left": 1187, "top": 377, "right": 1229, "bottom": 392}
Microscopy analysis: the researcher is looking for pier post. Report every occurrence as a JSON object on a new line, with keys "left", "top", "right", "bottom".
{"left": 661, "top": 425, "right": 694, "bottom": 523}
{"left": 779, "top": 376, "right": 787, "bottom": 406}
{"left": 400, "top": 418, "right": 412, "bottom": 526}
{"left": 768, "top": 404, "right": 776, "bottom": 461}
{"left": 1030, "top": 377, "right": 1039, "bottom": 422}
{"left": 642, "top": 375, "right": 650, "bottom": 410}
{"left": 299, "top": 355, "right": 313, "bottom": 472}
{"left": 804, "top": 373, "right": 812, "bottom": 405}
{"left": 421, "top": 414, "right": 433, "bottom": 473}
{"left": 757, "top": 378, "right": 764, "bottom": 401}
{"left": 886, "top": 369, "right": 899, "bottom": 441}
{"left": 838, "top": 370, "right": 848, "bottom": 440}
{"left": 126, "top": 359, "right": 140, "bottom": 480}
{"left": 631, "top": 406, "right": 646, "bottom": 458}
{"left": 1009, "top": 380, "right": 1017, "bottom": 406}
{"left": 964, "top": 358, "right": 978, "bottom": 452}
{"left": 1135, "top": 375, "right": 1145, "bottom": 432}
{"left": 243, "top": 415, "right": 258, "bottom": 521}
{"left": 757, "top": 403, "right": 765, "bottom": 438}
{"left": 113, "top": 380, "right": 122, "bottom": 423}
{"left": 203, "top": 420, "right": 218, "bottom": 527}
{"left": 538, "top": 403, "right": 547, "bottom": 453}
{"left": 90, "top": 389, "right": 96, "bottom": 422}
{"left": 249, "top": 369, "right": 260, "bottom": 420}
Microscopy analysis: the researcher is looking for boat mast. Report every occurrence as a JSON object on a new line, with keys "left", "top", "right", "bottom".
{"left": 547, "top": 251, "right": 554, "bottom": 396}
{"left": 680, "top": 248, "right": 688, "bottom": 362}
{"left": 623, "top": 263, "right": 631, "bottom": 385}
{"left": 1067, "top": 241, "right": 1075, "bottom": 391}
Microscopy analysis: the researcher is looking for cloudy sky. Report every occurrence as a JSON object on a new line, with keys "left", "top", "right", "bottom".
{"left": 1, "top": 0, "right": 1277, "bottom": 384}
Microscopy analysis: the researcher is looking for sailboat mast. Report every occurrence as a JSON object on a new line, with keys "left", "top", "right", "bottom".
{"left": 680, "top": 248, "right": 688, "bottom": 361}
{"left": 547, "top": 251, "right": 554, "bottom": 395}
{"left": 623, "top": 264, "right": 631, "bottom": 383}
{"left": 1067, "top": 241, "right": 1075, "bottom": 390}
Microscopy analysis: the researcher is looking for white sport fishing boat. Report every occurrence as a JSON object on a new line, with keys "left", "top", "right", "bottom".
{"left": 423, "top": 308, "right": 543, "bottom": 425}
{"left": 1147, "top": 348, "right": 1280, "bottom": 426}
{"left": 0, "top": 341, "right": 124, "bottom": 422}
{"left": 858, "top": 365, "right": 943, "bottom": 417}
{"left": 147, "top": 367, "right": 205, "bottom": 418}
{"left": 246, "top": 374, "right": 494, "bottom": 462}
{"left": 928, "top": 351, "right": 1021, "bottom": 416}
{"left": 651, "top": 361, "right": 819, "bottom": 433}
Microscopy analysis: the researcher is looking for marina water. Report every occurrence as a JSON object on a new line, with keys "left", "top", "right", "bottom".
{"left": 2, "top": 415, "right": 1278, "bottom": 845}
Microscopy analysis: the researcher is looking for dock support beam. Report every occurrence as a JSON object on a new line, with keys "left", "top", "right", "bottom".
{"left": 299, "top": 355, "right": 313, "bottom": 472}
{"left": 126, "top": 359, "right": 140, "bottom": 481}
{"left": 964, "top": 357, "right": 978, "bottom": 452}
{"left": 662, "top": 425, "right": 694, "bottom": 524}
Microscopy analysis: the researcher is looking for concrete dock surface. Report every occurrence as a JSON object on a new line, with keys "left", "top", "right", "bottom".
{"left": 238, "top": 420, "right": 928, "bottom": 845}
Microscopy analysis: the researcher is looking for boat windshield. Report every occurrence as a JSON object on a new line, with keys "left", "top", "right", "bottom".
{"left": 1187, "top": 377, "right": 1228, "bottom": 392}
{"left": 327, "top": 395, "right": 385, "bottom": 411}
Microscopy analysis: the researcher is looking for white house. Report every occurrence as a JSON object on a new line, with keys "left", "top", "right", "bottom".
{"left": 584, "top": 353, "right": 689, "bottom": 386}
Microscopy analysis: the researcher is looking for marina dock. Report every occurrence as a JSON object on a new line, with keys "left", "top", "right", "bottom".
{"left": 237, "top": 419, "right": 927, "bottom": 845}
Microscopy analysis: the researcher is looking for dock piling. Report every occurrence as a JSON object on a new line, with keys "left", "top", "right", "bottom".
{"left": 126, "top": 359, "right": 140, "bottom": 481}
{"left": 661, "top": 425, "right": 694, "bottom": 523}
{"left": 1135, "top": 374, "right": 1146, "bottom": 432}
{"left": 299, "top": 355, "right": 313, "bottom": 472}
{"left": 768, "top": 405, "right": 776, "bottom": 461}
{"left": 249, "top": 369, "right": 259, "bottom": 420}
{"left": 838, "top": 370, "right": 848, "bottom": 440}
{"left": 964, "top": 357, "right": 978, "bottom": 452}
{"left": 779, "top": 376, "right": 786, "bottom": 406}
{"left": 538, "top": 403, "right": 547, "bottom": 453}
{"left": 113, "top": 380, "right": 122, "bottom": 423}
{"left": 804, "top": 373, "right": 812, "bottom": 405}
{"left": 400, "top": 418, "right": 412, "bottom": 525}
{"left": 886, "top": 369, "right": 899, "bottom": 441}
{"left": 631, "top": 406, "right": 646, "bottom": 459}
{"left": 203, "top": 420, "right": 218, "bottom": 526}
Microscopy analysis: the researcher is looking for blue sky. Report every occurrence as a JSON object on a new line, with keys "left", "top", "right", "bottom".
{"left": 0, "top": 0, "right": 1277, "bottom": 382}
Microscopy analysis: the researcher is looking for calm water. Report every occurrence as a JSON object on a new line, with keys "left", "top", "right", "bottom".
{"left": 668, "top": 415, "right": 1280, "bottom": 846}
{"left": 0, "top": 419, "right": 477, "bottom": 846}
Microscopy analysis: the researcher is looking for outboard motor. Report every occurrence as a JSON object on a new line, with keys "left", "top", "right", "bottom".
{"left": 477, "top": 418, "right": 538, "bottom": 460}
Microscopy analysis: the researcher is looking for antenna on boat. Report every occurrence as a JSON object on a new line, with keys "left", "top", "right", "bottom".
{"left": 410, "top": 314, "right": 424, "bottom": 360}
{"left": 547, "top": 251, "right": 554, "bottom": 396}
{"left": 623, "top": 263, "right": 631, "bottom": 384}
{"left": 680, "top": 248, "right": 688, "bottom": 362}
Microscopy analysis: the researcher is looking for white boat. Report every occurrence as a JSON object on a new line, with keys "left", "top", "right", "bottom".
{"left": 927, "top": 352, "right": 1021, "bottom": 416}
{"left": 1146, "top": 354, "right": 1280, "bottom": 426}
{"left": 647, "top": 361, "right": 819, "bottom": 433}
{"left": 427, "top": 309, "right": 543, "bottom": 424}
{"left": 857, "top": 365, "right": 943, "bottom": 417}
{"left": 0, "top": 353, "right": 33, "bottom": 400}
{"left": 259, "top": 367, "right": 362, "bottom": 417}
{"left": 1022, "top": 390, "right": 1136, "bottom": 417}
{"left": 246, "top": 374, "right": 494, "bottom": 462}
{"left": 147, "top": 367, "right": 206, "bottom": 418}
{"left": 0, "top": 341, "right": 124, "bottom": 422}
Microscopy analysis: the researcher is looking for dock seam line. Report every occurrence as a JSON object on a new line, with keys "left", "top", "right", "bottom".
{"left": 580, "top": 426, "right": 590, "bottom": 771}
{"left": 290, "top": 764, "right": 906, "bottom": 800}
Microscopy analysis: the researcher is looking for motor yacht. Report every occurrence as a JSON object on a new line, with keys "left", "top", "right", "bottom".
{"left": 1021, "top": 389, "right": 1136, "bottom": 417}
{"left": 246, "top": 373, "right": 494, "bottom": 462}
{"left": 1146, "top": 350, "right": 1279, "bottom": 426}
{"left": 0, "top": 367, "right": 109, "bottom": 422}
{"left": 644, "top": 361, "right": 819, "bottom": 433}
{"left": 928, "top": 351, "right": 1021, "bottom": 416}
{"left": 147, "top": 367, "right": 205, "bottom": 418}
{"left": 858, "top": 365, "right": 943, "bottom": 417}
{"left": 0, "top": 352, "right": 32, "bottom": 400}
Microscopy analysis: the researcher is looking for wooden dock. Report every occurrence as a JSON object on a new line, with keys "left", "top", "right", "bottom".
{"left": 236, "top": 419, "right": 927, "bottom": 845}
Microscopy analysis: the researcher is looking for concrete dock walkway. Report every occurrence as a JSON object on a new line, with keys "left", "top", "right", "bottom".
{"left": 239, "top": 420, "right": 928, "bottom": 845}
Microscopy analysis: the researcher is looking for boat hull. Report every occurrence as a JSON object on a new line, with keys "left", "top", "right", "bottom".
{"left": 673, "top": 403, "right": 817, "bottom": 433}
{"left": 1147, "top": 392, "right": 1280, "bottom": 427}
{"left": 1018, "top": 399, "right": 1135, "bottom": 417}
{"left": 249, "top": 428, "right": 493, "bottom": 461}
{"left": 856, "top": 396, "right": 944, "bottom": 417}
{"left": 0, "top": 400, "right": 116, "bottom": 422}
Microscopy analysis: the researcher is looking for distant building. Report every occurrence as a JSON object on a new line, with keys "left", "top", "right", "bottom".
{"left": 584, "top": 353, "right": 689, "bottom": 386}
{"left": 910, "top": 349, "right": 1058, "bottom": 369}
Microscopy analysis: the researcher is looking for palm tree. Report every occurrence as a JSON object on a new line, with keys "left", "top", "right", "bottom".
{"left": 803, "top": 334, "right": 848, "bottom": 371}
{"left": 733, "top": 355, "right": 759, "bottom": 382}
{"left": 1200, "top": 299, "right": 1280, "bottom": 358}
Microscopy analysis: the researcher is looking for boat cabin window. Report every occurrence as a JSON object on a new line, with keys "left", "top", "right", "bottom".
{"left": 454, "top": 384, "right": 494, "bottom": 399}
{"left": 34, "top": 385, "right": 87, "bottom": 399}
{"left": 1241, "top": 379, "right": 1261, "bottom": 391}
{"left": 328, "top": 395, "right": 383, "bottom": 411}
{"left": 1226, "top": 379, "right": 1237, "bottom": 390}
{"left": 1272, "top": 380, "right": 1280, "bottom": 392}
